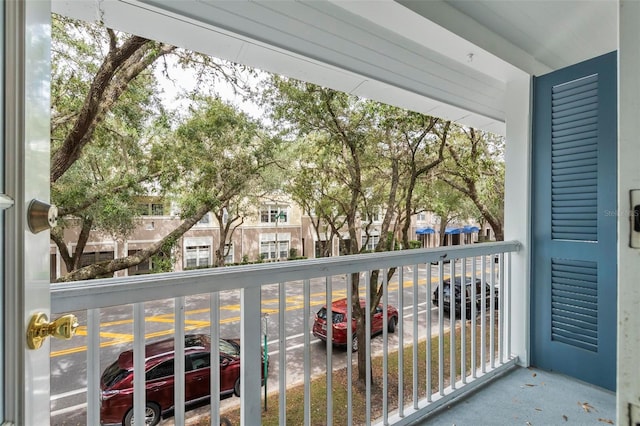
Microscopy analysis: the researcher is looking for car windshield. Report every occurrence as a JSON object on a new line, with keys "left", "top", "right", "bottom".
{"left": 101, "top": 361, "right": 129, "bottom": 387}
{"left": 219, "top": 339, "right": 240, "bottom": 356}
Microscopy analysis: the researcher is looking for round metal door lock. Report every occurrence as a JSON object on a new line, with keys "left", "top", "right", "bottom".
{"left": 27, "top": 199, "right": 58, "bottom": 234}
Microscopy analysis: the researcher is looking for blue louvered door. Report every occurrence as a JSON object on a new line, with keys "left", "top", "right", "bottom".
{"left": 531, "top": 51, "right": 617, "bottom": 391}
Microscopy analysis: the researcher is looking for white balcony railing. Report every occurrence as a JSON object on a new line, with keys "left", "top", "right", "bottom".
{"left": 50, "top": 241, "right": 520, "bottom": 426}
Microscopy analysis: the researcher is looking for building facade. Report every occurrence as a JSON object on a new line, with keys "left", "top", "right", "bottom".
{"left": 50, "top": 198, "right": 487, "bottom": 281}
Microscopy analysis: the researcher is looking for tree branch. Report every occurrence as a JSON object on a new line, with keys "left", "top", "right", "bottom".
{"left": 55, "top": 203, "right": 213, "bottom": 282}
{"left": 51, "top": 33, "right": 175, "bottom": 182}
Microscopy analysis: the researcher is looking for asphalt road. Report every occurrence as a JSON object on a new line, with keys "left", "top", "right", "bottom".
{"left": 49, "top": 261, "right": 495, "bottom": 425}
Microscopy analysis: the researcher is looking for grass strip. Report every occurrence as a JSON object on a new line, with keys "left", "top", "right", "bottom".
{"left": 198, "top": 315, "right": 499, "bottom": 426}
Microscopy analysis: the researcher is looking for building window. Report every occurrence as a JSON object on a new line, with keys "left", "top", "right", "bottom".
{"left": 151, "top": 203, "right": 164, "bottom": 216}
{"left": 50, "top": 253, "right": 57, "bottom": 282}
{"left": 196, "top": 213, "right": 211, "bottom": 226}
{"left": 137, "top": 202, "right": 165, "bottom": 216}
{"left": 260, "top": 240, "right": 289, "bottom": 260}
{"left": 185, "top": 245, "right": 210, "bottom": 269}
{"left": 361, "top": 234, "right": 380, "bottom": 251}
{"left": 79, "top": 250, "right": 115, "bottom": 278}
{"left": 260, "top": 205, "right": 288, "bottom": 224}
{"left": 339, "top": 238, "right": 351, "bottom": 255}
{"left": 128, "top": 250, "right": 152, "bottom": 275}
{"left": 363, "top": 210, "right": 381, "bottom": 222}
{"left": 417, "top": 212, "right": 427, "bottom": 222}
{"left": 80, "top": 250, "right": 114, "bottom": 266}
{"left": 315, "top": 240, "right": 330, "bottom": 258}
{"left": 224, "top": 243, "right": 234, "bottom": 263}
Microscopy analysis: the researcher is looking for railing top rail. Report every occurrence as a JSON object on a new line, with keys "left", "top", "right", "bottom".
{"left": 51, "top": 240, "right": 520, "bottom": 313}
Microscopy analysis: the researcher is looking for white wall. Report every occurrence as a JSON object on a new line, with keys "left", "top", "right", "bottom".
{"left": 504, "top": 76, "right": 532, "bottom": 366}
{"left": 617, "top": 1, "right": 640, "bottom": 423}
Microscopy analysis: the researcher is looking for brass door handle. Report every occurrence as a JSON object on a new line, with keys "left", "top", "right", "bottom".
{"left": 27, "top": 312, "right": 79, "bottom": 350}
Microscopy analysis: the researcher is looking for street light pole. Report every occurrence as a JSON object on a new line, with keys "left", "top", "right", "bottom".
{"left": 274, "top": 212, "right": 278, "bottom": 261}
{"left": 274, "top": 210, "right": 286, "bottom": 261}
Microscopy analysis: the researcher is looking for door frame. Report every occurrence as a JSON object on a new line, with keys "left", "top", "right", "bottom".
{"left": 3, "top": 1, "right": 52, "bottom": 424}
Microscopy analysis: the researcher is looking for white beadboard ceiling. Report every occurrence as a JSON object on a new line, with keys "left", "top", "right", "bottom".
{"left": 52, "top": 0, "right": 618, "bottom": 136}
{"left": 400, "top": 0, "right": 617, "bottom": 74}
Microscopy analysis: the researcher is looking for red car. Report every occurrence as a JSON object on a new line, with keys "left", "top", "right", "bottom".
{"left": 312, "top": 298, "right": 399, "bottom": 351}
{"left": 99, "top": 334, "right": 267, "bottom": 425}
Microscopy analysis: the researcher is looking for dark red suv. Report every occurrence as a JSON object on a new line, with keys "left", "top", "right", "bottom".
{"left": 312, "top": 298, "right": 398, "bottom": 351}
{"left": 99, "top": 334, "right": 267, "bottom": 425}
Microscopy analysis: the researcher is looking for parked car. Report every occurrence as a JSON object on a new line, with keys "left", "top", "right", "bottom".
{"left": 312, "top": 298, "right": 399, "bottom": 351}
{"left": 99, "top": 334, "right": 268, "bottom": 426}
{"left": 431, "top": 277, "right": 498, "bottom": 317}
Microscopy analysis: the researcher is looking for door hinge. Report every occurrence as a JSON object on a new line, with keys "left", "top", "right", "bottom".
{"left": 0, "top": 194, "right": 14, "bottom": 211}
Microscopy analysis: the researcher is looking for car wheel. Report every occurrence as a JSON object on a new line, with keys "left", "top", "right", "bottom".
{"left": 220, "top": 417, "right": 232, "bottom": 426}
{"left": 123, "top": 403, "right": 161, "bottom": 426}
{"left": 351, "top": 335, "right": 359, "bottom": 352}
{"left": 387, "top": 316, "right": 397, "bottom": 333}
{"left": 234, "top": 377, "right": 241, "bottom": 397}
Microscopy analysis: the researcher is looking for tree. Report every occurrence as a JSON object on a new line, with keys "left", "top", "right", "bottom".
{"left": 265, "top": 77, "right": 449, "bottom": 385}
{"left": 51, "top": 15, "right": 176, "bottom": 183}
{"left": 168, "top": 97, "right": 281, "bottom": 269}
{"left": 440, "top": 126, "right": 505, "bottom": 240}
{"left": 50, "top": 15, "right": 253, "bottom": 280}
{"left": 57, "top": 97, "right": 278, "bottom": 281}
{"left": 367, "top": 103, "right": 451, "bottom": 248}
{"left": 264, "top": 77, "right": 383, "bottom": 383}
{"left": 420, "top": 180, "right": 479, "bottom": 246}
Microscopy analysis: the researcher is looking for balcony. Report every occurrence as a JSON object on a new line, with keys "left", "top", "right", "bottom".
{"left": 50, "top": 241, "right": 542, "bottom": 425}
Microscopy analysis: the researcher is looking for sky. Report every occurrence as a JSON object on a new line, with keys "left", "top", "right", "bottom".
{"left": 153, "top": 55, "right": 265, "bottom": 124}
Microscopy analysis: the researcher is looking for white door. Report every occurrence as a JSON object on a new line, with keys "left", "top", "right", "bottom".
{"left": 3, "top": 1, "right": 53, "bottom": 424}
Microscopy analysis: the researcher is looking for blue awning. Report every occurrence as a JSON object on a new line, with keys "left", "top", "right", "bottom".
{"left": 416, "top": 227, "right": 435, "bottom": 235}
{"left": 462, "top": 225, "right": 480, "bottom": 233}
{"left": 444, "top": 228, "right": 462, "bottom": 235}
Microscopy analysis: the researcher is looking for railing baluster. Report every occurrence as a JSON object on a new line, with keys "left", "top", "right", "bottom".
{"left": 426, "top": 263, "right": 432, "bottom": 402}
{"left": 133, "top": 303, "right": 145, "bottom": 426}
{"left": 438, "top": 261, "right": 444, "bottom": 396}
{"left": 240, "top": 286, "right": 262, "bottom": 424}
{"left": 86, "top": 308, "right": 100, "bottom": 426}
{"left": 397, "top": 267, "right": 404, "bottom": 417}
{"left": 471, "top": 256, "right": 477, "bottom": 378}
{"left": 498, "top": 253, "right": 505, "bottom": 365}
{"left": 174, "top": 296, "right": 185, "bottom": 425}
{"left": 461, "top": 257, "right": 467, "bottom": 384}
{"left": 346, "top": 274, "right": 353, "bottom": 426}
{"left": 450, "top": 259, "right": 456, "bottom": 391}
{"left": 490, "top": 256, "right": 496, "bottom": 369}
{"left": 506, "top": 252, "right": 512, "bottom": 360}
{"left": 303, "top": 279, "right": 311, "bottom": 426}
{"left": 365, "top": 271, "right": 372, "bottom": 426}
{"left": 412, "top": 265, "right": 419, "bottom": 409}
{"left": 480, "top": 256, "right": 486, "bottom": 373}
{"left": 326, "top": 276, "right": 333, "bottom": 426}
{"left": 210, "top": 292, "right": 221, "bottom": 426}
{"left": 382, "top": 268, "right": 389, "bottom": 425}
{"left": 278, "top": 282, "right": 287, "bottom": 425}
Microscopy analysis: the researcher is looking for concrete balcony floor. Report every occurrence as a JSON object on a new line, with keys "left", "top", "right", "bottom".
{"left": 421, "top": 366, "right": 616, "bottom": 425}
